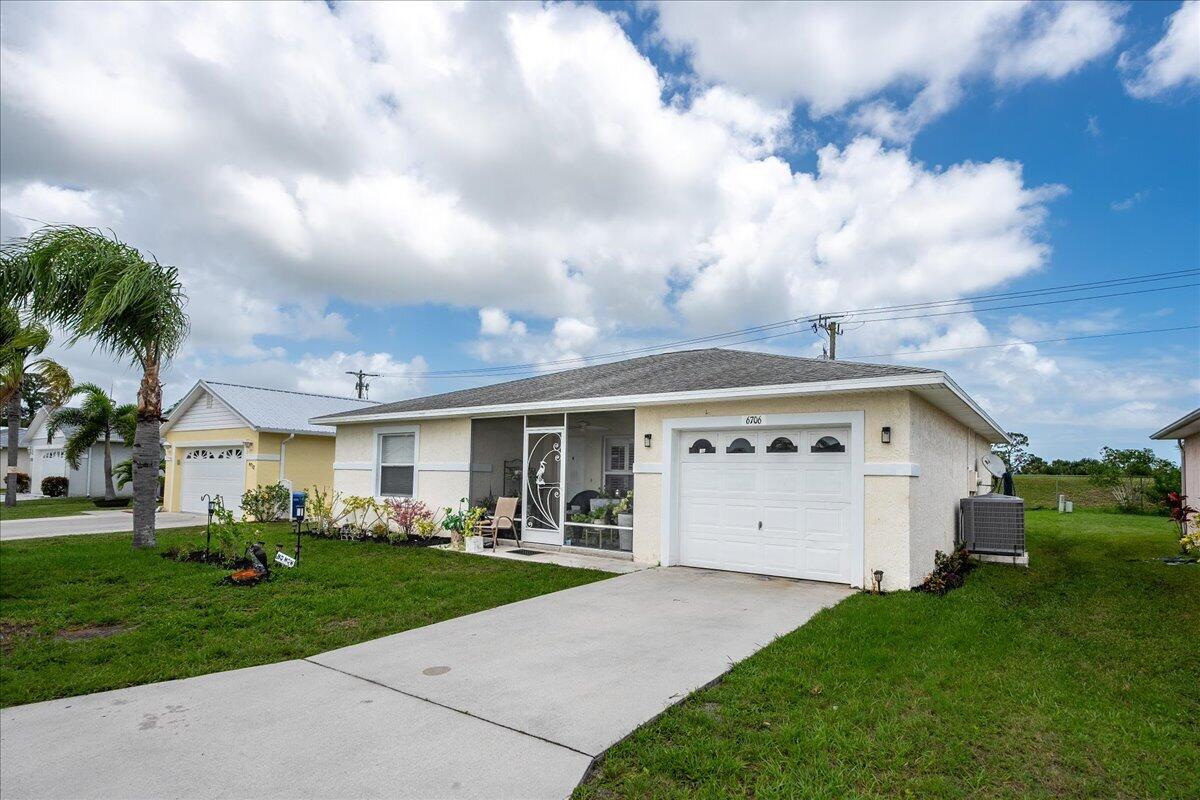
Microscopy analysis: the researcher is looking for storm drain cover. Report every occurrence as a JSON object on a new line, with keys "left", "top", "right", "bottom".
{"left": 508, "top": 549, "right": 544, "bottom": 556}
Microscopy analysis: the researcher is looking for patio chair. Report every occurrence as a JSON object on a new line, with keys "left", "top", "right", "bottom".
{"left": 481, "top": 496, "right": 519, "bottom": 549}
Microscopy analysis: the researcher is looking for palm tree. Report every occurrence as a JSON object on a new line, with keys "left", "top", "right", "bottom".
{"left": 2, "top": 226, "right": 188, "bottom": 547}
{"left": 1, "top": 306, "right": 73, "bottom": 506}
{"left": 47, "top": 383, "right": 136, "bottom": 502}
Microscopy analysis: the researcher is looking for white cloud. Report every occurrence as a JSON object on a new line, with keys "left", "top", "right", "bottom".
{"left": 1120, "top": 0, "right": 1200, "bottom": 98}
{"left": 1, "top": 0, "right": 1180, "bottom": 456}
{"left": 1086, "top": 114, "right": 1103, "bottom": 137}
{"left": 653, "top": 1, "right": 1125, "bottom": 141}
{"left": 1110, "top": 189, "right": 1150, "bottom": 211}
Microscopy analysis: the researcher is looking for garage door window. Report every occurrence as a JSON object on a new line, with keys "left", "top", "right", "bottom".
{"left": 379, "top": 434, "right": 415, "bottom": 497}
{"left": 811, "top": 435, "right": 845, "bottom": 453}
{"left": 766, "top": 436, "right": 797, "bottom": 453}
{"left": 725, "top": 437, "right": 755, "bottom": 454}
{"left": 688, "top": 437, "right": 716, "bottom": 454}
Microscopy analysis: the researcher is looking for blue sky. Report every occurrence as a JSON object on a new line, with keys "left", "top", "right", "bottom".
{"left": 1, "top": 1, "right": 1197, "bottom": 460}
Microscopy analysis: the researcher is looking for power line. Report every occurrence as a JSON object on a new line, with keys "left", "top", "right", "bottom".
{"left": 394, "top": 323, "right": 1198, "bottom": 381}
{"left": 345, "top": 370, "right": 381, "bottom": 399}
{"left": 404, "top": 268, "right": 1197, "bottom": 378}
{"left": 376, "top": 278, "right": 1197, "bottom": 379}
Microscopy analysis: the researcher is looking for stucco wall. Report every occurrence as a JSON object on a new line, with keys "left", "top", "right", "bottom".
{"left": 163, "top": 427, "right": 258, "bottom": 512}
{"left": 331, "top": 418, "right": 471, "bottom": 513}
{"left": 1183, "top": 433, "right": 1200, "bottom": 504}
{"left": 257, "top": 432, "right": 337, "bottom": 494}
{"left": 908, "top": 395, "right": 992, "bottom": 583}
{"left": 1, "top": 448, "right": 31, "bottom": 479}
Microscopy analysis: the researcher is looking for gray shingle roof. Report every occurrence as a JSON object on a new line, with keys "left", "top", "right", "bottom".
{"left": 202, "top": 382, "right": 377, "bottom": 435}
{"left": 318, "top": 348, "right": 937, "bottom": 420}
{"left": 0, "top": 427, "right": 29, "bottom": 448}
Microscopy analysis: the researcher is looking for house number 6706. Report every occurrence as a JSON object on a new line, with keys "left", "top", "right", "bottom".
{"left": 744, "top": 415, "right": 763, "bottom": 425}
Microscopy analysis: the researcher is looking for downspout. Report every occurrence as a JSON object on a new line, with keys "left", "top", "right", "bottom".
{"left": 279, "top": 433, "right": 296, "bottom": 487}
{"left": 1180, "top": 439, "right": 1187, "bottom": 495}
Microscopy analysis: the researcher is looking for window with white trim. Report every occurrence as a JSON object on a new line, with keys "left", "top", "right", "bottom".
{"left": 378, "top": 433, "right": 415, "bottom": 497}
{"left": 603, "top": 436, "right": 634, "bottom": 495}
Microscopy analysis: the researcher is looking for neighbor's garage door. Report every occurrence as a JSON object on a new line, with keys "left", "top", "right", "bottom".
{"left": 679, "top": 428, "right": 851, "bottom": 583}
{"left": 180, "top": 446, "right": 245, "bottom": 516}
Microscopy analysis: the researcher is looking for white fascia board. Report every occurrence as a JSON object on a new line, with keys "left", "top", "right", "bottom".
{"left": 311, "top": 373, "right": 948, "bottom": 425}
{"left": 1150, "top": 407, "right": 1200, "bottom": 440}
{"left": 938, "top": 373, "right": 1010, "bottom": 444}
{"left": 256, "top": 427, "right": 335, "bottom": 438}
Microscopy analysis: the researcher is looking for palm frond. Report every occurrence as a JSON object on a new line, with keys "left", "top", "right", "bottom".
{"left": 63, "top": 418, "right": 106, "bottom": 470}
{"left": 47, "top": 406, "right": 87, "bottom": 441}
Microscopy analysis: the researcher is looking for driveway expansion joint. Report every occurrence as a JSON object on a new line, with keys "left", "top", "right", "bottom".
{"left": 302, "top": 657, "right": 596, "bottom": 759}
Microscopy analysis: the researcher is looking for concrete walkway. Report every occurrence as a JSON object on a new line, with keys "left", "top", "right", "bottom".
{"left": 0, "top": 567, "right": 852, "bottom": 799}
{"left": 0, "top": 510, "right": 207, "bottom": 541}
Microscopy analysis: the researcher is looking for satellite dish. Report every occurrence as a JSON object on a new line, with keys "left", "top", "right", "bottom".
{"left": 980, "top": 453, "right": 1008, "bottom": 479}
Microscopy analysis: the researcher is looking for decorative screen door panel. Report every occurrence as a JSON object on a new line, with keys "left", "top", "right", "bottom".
{"left": 523, "top": 427, "right": 565, "bottom": 545}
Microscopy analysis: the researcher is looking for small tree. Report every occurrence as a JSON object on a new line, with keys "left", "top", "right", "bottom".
{"left": 1089, "top": 447, "right": 1163, "bottom": 513}
{"left": 992, "top": 432, "right": 1032, "bottom": 473}
{"left": 47, "top": 383, "right": 136, "bottom": 501}
{"left": 1, "top": 306, "right": 72, "bottom": 506}
{"left": 3, "top": 225, "right": 189, "bottom": 547}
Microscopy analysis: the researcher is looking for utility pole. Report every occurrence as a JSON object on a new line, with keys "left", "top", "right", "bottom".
{"left": 345, "top": 370, "right": 380, "bottom": 400}
{"left": 811, "top": 315, "right": 845, "bottom": 360}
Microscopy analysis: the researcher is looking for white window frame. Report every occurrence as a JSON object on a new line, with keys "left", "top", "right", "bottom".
{"left": 603, "top": 435, "right": 634, "bottom": 494}
{"left": 374, "top": 426, "right": 419, "bottom": 499}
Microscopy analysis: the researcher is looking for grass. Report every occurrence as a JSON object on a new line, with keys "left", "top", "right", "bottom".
{"left": 578, "top": 511, "right": 1199, "bottom": 800}
{"left": 0, "top": 496, "right": 103, "bottom": 520}
{"left": 1013, "top": 474, "right": 1127, "bottom": 512}
{"left": 0, "top": 524, "right": 609, "bottom": 707}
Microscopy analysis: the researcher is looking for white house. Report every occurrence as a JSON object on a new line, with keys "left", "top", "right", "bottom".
{"left": 24, "top": 408, "right": 133, "bottom": 498}
{"left": 1, "top": 426, "right": 31, "bottom": 482}
{"left": 313, "top": 348, "right": 1009, "bottom": 591}
{"left": 1151, "top": 407, "right": 1200, "bottom": 503}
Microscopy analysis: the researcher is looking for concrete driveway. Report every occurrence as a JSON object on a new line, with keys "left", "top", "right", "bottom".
{"left": 0, "top": 510, "right": 206, "bottom": 541}
{"left": 1, "top": 567, "right": 852, "bottom": 799}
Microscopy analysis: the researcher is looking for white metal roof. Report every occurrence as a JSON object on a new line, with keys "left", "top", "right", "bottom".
{"left": 163, "top": 380, "right": 377, "bottom": 437}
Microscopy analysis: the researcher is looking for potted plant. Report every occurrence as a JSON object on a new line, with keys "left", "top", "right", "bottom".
{"left": 443, "top": 499, "right": 486, "bottom": 552}
{"left": 614, "top": 491, "right": 633, "bottom": 550}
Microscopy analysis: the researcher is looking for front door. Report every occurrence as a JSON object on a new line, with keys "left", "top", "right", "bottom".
{"left": 522, "top": 426, "right": 565, "bottom": 545}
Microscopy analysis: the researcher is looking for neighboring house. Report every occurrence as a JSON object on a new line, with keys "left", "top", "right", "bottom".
{"left": 1151, "top": 407, "right": 1200, "bottom": 503}
{"left": 161, "top": 381, "right": 377, "bottom": 517}
{"left": 1, "top": 426, "right": 31, "bottom": 481}
{"left": 24, "top": 409, "right": 133, "bottom": 497}
{"left": 312, "top": 348, "right": 1009, "bottom": 591}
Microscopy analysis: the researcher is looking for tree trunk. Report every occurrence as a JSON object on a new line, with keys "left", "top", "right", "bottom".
{"left": 132, "top": 361, "right": 162, "bottom": 549}
{"left": 4, "top": 391, "right": 19, "bottom": 507}
{"left": 102, "top": 429, "right": 116, "bottom": 501}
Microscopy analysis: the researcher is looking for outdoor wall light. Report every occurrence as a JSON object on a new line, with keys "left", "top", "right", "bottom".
{"left": 643, "top": 433, "right": 652, "bottom": 448}
{"left": 881, "top": 426, "right": 892, "bottom": 444}
{"left": 873, "top": 569, "right": 884, "bottom": 594}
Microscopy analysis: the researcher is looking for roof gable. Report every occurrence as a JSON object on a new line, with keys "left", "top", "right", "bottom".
{"left": 163, "top": 380, "right": 377, "bottom": 436}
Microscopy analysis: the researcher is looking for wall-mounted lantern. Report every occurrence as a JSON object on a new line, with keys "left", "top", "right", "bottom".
{"left": 643, "top": 433, "right": 652, "bottom": 448}
{"left": 881, "top": 426, "right": 892, "bottom": 444}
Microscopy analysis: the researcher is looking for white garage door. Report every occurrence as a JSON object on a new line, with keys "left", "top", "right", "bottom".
{"left": 180, "top": 446, "right": 245, "bottom": 516}
{"left": 679, "top": 428, "right": 852, "bottom": 583}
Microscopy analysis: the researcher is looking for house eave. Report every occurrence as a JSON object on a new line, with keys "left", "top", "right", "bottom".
{"left": 1150, "top": 407, "right": 1200, "bottom": 440}
{"left": 312, "top": 372, "right": 1009, "bottom": 443}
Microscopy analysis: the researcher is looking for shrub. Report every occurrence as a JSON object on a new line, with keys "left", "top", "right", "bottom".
{"left": 385, "top": 498, "right": 433, "bottom": 542}
{"left": 240, "top": 483, "right": 290, "bottom": 522}
{"left": 9, "top": 471, "right": 30, "bottom": 493}
{"left": 914, "top": 547, "right": 976, "bottom": 596}
{"left": 41, "top": 476, "right": 69, "bottom": 497}
{"left": 341, "top": 495, "right": 389, "bottom": 540}
{"left": 305, "top": 486, "right": 347, "bottom": 537}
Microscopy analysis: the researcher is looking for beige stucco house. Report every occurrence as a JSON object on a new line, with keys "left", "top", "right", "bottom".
{"left": 1151, "top": 407, "right": 1200, "bottom": 503}
{"left": 161, "top": 380, "right": 375, "bottom": 517}
{"left": 313, "top": 349, "right": 1008, "bottom": 591}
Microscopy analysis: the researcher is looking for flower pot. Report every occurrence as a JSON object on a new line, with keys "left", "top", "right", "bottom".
{"left": 617, "top": 512, "right": 633, "bottom": 528}
{"left": 465, "top": 536, "right": 485, "bottom": 554}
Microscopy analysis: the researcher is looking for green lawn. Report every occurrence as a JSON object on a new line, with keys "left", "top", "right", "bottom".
{"left": 579, "top": 511, "right": 1199, "bottom": 800}
{"left": 0, "top": 496, "right": 104, "bottom": 520}
{"left": 0, "top": 525, "right": 609, "bottom": 707}
{"left": 1013, "top": 474, "right": 1127, "bottom": 511}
